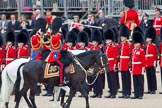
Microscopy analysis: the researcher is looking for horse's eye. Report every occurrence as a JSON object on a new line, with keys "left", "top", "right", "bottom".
{"left": 102, "top": 23, "right": 105, "bottom": 27}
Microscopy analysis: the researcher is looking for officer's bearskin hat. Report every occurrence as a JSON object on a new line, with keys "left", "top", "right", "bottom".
{"left": 0, "top": 33, "right": 3, "bottom": 46}
{"left": 35, "top": 18, "right": 47, "bottom": 33}
{"left": 17, "top": 29, "right": 28, "bottom": 44}
{"left": 145, "top": 26, "right": 156, "bottom": 42}
{"left": 160, "top": 27, "right": 162, "bottom": 41}
{"left": 91, "top": 29, "right": 102, "bottom": 44}
{"left": 103, "top": 29, "right": 115, "bottom": 41}
{"left": 112, "top": 28, "right": 119, "bottom": 42}
{"left": 78, "top": 31, "right": 89, "bottom": 46}
{"left": 132, "top": 31, "right": 144, "bottom": 44}
{"left": 83, "top": 27, "right": 91, "bottom": 40}
{"left": 119, "top": 25, "right": 130, "bottom": 39}
{"left": 65, "top": 31, "right": 77, "bottom": 46}
{"left": 133, "top": 26, "right": 144, "bottom": 35}
{"left": 123, "top": 0, "right": 134, "bottom": 9}
{"left": 71, "top": 28, "right": 80, "bottom": 35}
{"left": 6, "top": 30, "right": 15, "bottom": 44}
{"left": 52, "top": 17, "right": 62, "bottom": 34}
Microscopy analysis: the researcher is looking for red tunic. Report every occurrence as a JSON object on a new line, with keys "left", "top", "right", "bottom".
{"left": 145, "top": 43, "right": 157, "bottom": 67}
{"left": 0, "top": 46, "right": 4, "bottom": 69}
{"left": 120, "top": 9, "right": 139, "bottom": 30}
{"left": 153, "top": 16, "right": 162, "bottom": 36}
{"left": 17, "top": 45, "right": 29, "bottom": 58}
{"left": 62, "top": 44, "right": 75, "bottom": 50}
{"left": 45, "top": 15, "right": 53, "bottom": 24}
{"left": 75, "top": 43, "right": 88, "bottom": 50}
{"left": 132, "top": 48, "right": 145, "bottom": 75}
{"left": 105, "top": 44, "right": 116, "bottom": 72}
{"left": 5, "top": 46, "right": 16, "bottom": 65}
{"left": 119, "top": 42, "right": 133, "bottom": 71}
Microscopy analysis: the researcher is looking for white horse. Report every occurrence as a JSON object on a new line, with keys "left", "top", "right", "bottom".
{"left": 0, "top": 58, "right": 30, "bottom": 108}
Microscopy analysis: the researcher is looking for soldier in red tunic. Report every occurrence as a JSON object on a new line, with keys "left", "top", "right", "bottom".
{"left": 0, "top": 33, "right": 4, "bottom": 73}
{"left": 131, "top": 31, "right": 145, "bottom": 99}
{"left": 103, "top": 29, "right": 117, "bottom": 98}
{"left": 62, "top": 31, "right": 77, "bottom": 50}
{"left": 145, "top": 27, "right": 158, "bottom": 94}
{"left": 120, "top": 0, "right": 139, "bottom": 31}
{"left": 16, "top": 30, "right": 29, "bottom": 58}
{"left": 75, "top": 31, "right": 89, "bottom": 50}
{"left": 89, "top": 29, "right": 103, "bottom": 98}
{"left": 118, "top": 25, "right": 133, "bottom": 98}
{"left": 5, "top": 31, "right": 16, "bottom": 65}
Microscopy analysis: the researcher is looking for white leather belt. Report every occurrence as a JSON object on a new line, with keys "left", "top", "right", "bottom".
{"left": 6, "top": 58, "right": 14, "bottom": 60}
{"left": 145, "top": 54, "right": 154, "bottom": 57}
{"left": 120, "top": 56, "right": 129, "bottom": 59}
{"left": 108, "top": 58, "right": 114, "bottom": 61}
{"left": 132, "top": 62, "right": 142, "bottom": 64}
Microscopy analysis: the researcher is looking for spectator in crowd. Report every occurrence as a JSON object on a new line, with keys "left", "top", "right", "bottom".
{"left": 95, "top": 10, "right": 105, "bottom": 26}
{"left": 119, "top": 11, "right": 124, "bottom": 17}
{"left": 7, "top": 14, "right": 20, "bottom": 30}
{"left": 0, "top": 14, "right": 8, "bottom": 44}
{"left": 31, "top": 9, "right": 41, "bottom": 29}
{"left": 82, "top": 13, "right": 95, "bottom": 26}
{"left": 30, "top": 8, "right": 37, "bottom": 20}
{"left": 70, "top": 15, "right": 82, "bottom": 31}
{"left": 18, "top": 14, "right": 30, "bottom": 30}
{"left": 138, "top": 10, "right": 143, "bottom": 24}
{"left": 140, "top": 13, "right": 152, "bottom": 32}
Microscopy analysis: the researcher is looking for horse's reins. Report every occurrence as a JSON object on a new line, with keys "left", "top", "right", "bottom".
{"left": 70, "top": 53, "right": 107, "bottom": 85}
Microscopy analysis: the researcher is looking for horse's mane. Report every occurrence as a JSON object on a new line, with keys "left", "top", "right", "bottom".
{"left": 76, "top": 50, "right": 100, "bottom": 57}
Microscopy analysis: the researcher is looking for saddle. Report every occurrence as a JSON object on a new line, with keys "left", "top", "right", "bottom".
{"left": 44, "top": 63, "right": 60, "bottom": 78}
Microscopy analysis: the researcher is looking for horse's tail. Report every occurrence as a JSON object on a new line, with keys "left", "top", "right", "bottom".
{"left": 14, "top": 63, "right": 26, "bottom": 102}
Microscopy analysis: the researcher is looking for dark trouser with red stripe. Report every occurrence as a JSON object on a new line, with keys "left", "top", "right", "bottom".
{"left": 146, "top": 66, "right": 157, "bottom": 92}
{"left": 121, "top": 71, "right": 131, "bottom": 96}
{"left": 93, "top": 74, "right": 103, "bottom": 96}
{"left": 107, "top": 72, "right": 117, "bottom": 96}
{"left": 133, "top": 75, "right": 144, "bottom": 97}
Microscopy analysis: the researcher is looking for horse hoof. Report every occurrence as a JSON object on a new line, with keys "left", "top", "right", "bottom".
{"left": 62, "top": 103, "right": 69, "bottom": 108}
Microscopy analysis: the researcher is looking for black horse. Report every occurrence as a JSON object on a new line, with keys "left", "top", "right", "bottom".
{"left": 14, "top": 50, "right": 108, "bottom": 108}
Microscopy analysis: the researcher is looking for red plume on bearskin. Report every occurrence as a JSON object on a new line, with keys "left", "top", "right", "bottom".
{"left": 132, "top": 31, "right": 144, "bottom": 44}
{"left": 78, "top": 31, "right": 89, "bottom": 46}
{"left": 6, "top": 30, "right": 15, "bottom": 44}
{"left": 91, "top": 29, "right": 102, "bottom": 44}
{"left": 104, "top": 29, "right": 115, "bottom": 41}
{"left": 145, "top": 26, "right": 156, "bottom": 42}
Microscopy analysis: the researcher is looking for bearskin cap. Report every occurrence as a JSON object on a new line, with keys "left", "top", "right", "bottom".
{"left": 112, "top": 28, "right": 119, "bottom": 42}
{"left": 6, "top": 30, "right": 15, "bottom": 43}
{"left": 119, "top": 25, "right": 130, "bottom": 39}
{"left": 91, "top": 29, "right": 102, "bottom": 44}
{"left": 103, "top": 29, "right": 115, "bottom": 41}
{"left": 65, "top": 31, "right": 77, "bottom": 45}
{"left": 83, "top": 27, "right": 91, "bottom": 40}
{"left": 77, "top": 31, "right": 89, "bottom": 46}
{"left": 132, "top": 31, "right": 144, "bottom": 44}
{"left": 16, "top": 29, "right": 28, "bottom": 44}
{"left": 52, "top": 17, "right": 62, "bottom": 34}
{"left": 133, "top": 26, "right": 144, "bottom": 35}
{"left": 123, "top": 0, "right": 134, "bottom": 8}
{"left": 145, "top": 27, "right": 156, "bottom": 42}
{"left": 35, "top": 18, "right": 47, "bottom": 33}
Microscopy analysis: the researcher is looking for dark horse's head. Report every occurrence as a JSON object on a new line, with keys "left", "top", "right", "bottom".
{"left": 76, "top": 50, "right": 108, "bottom": 76}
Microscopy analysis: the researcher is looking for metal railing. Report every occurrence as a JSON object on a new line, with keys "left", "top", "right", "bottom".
{"left": 0, "top": 0, "right": 162, "bottom": 16}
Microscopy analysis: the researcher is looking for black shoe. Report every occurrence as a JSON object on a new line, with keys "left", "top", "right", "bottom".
{"left": 42, "top": 93, "right": 52, "bottom": 96}
{"left": 151, "top": 91, "right": 156, "bottom": 94}
{"left": 124, "top": 95, "right": 130, "bottom": 99}
{"left": 159, "top": 92, "right": 162, "bottom": 94}
{"left": 144, "top": 91, "right": 151, "bottom": 94}
{"left": 90, "top": 94, "right": 98, "bottom": 98}
{"left": 49, "top": 99, "right": 54, "bottom": 101}
{"left": 118, "top": 95, "right": 125, "bottom": 98}
{"left": 130, "top": 96, "right": 138, "bottom": 99}
{"left": 35, "top": 93, "right": 40, "bottom": 96}
{"left": 104, "top": 95, "right": 112, "bottom": 98}
{"left": 78, "top": 95, "right": 83, "bottom": 97}
{"left": 97, "top": 95, "right": 102, "bottom": 98}
{"left": 111, "top": 95, "right": 116, "bottom": 98}
{"left": 138, "top": 97, "right": 143, "bottom": 99}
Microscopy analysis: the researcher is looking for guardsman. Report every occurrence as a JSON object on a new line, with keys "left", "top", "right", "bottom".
{"left": 5, "top": 30, "right": 16, "bottom": 65}
{"left": 160, "top": 27, "right": 162, "bottom": 94}
{"left": 89, "top": 29, "right": 103, "bottom": 98}
{"left": 131, "top": 31, "right": 145, "bottom": 99}
{"left": 0, "top": 33, "right": 4, "bottom": 72}
{"left": 16, "top": 30, "right": 29, "bottom": 58}
{"left": 118, "top": 25, "right": 133, "bottom": 98}
{"left": 120, "top": 0, "right": 139, "bottom": 31}
{"left": 145, "top": 27, "right": 158, "bottom": 94}
{"left": 75, "top": 31, "right": 89, "bottom": 50}
{"left": 112, "top": 28, "right": 120, "bottom": 90}
{"left": 104, "top": 29, "right": 117, "bottom": 98}
{"left": 62, "top": 31, "right": 77, "bottom": 50}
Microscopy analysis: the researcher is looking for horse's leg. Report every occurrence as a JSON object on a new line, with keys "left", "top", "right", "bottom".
{"left": 29, "top": 83, "right": 37, "bottom": 108}
{"left": 23, "top": 92, "right": 33, "bottom": 108}
{"left": 63, "top": 88, "right": 76, "bottom": 108}
{"left": 60, "top": 89, "right": 66, "bottom": 106}
{"left": 77, "top": 84, "right": 90, "bottom": 108}
{"left": 53, "top": 87, "right": 61, "bottom": 108}
{"left": 5, "top": 102, "right": 9, "bottom": 108}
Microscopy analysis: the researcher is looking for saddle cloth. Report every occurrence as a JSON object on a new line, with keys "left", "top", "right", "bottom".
{"left": 44, "top": 63, "right": 60, "bottom": 78}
